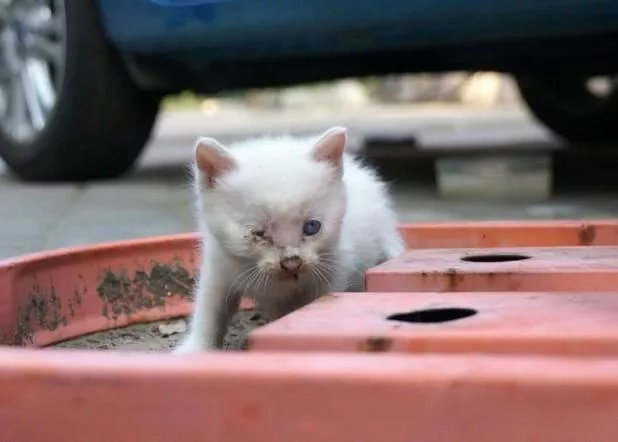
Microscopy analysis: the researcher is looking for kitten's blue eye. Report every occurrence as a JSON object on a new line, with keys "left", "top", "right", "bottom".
{"left": 302, "top": 219, "right": 322, "bottom": 236}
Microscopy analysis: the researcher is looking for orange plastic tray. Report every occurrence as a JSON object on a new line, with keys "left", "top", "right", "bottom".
{"left": 0, "top": 233, "right": 200, "bottom": 346}
{"left": 250, "top": 291, "right": 618, "bottom": 356}
{"left": 0, "top": 224, "right": 616, "bottom": 441}
{"left": 3, "top": 350, "right": 618, "bottom": 442}
{"left": 0, "top": 234, "right": 252, "bottom": 347}
{"left": 366, "top": 246, "right": 618, "bottom": 292}
{"left": 5, "top": 220, "right": 614, "bottom": 346}
{"left": 399, "top": 220, "right": 618, "bottom": 248}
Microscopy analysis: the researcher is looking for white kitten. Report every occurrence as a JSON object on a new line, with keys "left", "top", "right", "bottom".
{"left": 175, "top": 127, "right": 404, "bottom": 353}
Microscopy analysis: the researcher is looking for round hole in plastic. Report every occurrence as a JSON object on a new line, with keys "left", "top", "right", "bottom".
{"left": 461, "top": 253, "right": 530, "bottom": 263}
{"left": 387, "top": 307, "right": 477, "bottom": 324}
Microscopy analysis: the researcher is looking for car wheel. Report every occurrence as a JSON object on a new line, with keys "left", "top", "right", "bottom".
{"left": 515, "top": 74, "right": 618, "bottom": 146}
{"left": 0, "top": 0, "right": 161, "bottom": 182}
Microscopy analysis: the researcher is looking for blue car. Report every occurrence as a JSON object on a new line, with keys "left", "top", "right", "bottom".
{"left": 0, "top": 0, "right": 617, "bottom": 181}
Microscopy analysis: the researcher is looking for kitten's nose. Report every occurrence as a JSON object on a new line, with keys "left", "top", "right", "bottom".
{"left": 280, "top": 255, "right": 303, "bottom": 275}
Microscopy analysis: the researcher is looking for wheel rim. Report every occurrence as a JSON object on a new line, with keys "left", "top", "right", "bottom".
{"left": 0, "top": 0, "right": 65, "bottom": 144}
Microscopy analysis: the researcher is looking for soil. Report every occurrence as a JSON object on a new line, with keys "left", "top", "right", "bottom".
{"left": 53, "top": 310, "right": 267, "bottom": 352}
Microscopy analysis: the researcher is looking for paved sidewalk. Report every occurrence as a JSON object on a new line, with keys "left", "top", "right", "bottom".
{"left": 1, "top": 104, "right": 617, "bottom": 260}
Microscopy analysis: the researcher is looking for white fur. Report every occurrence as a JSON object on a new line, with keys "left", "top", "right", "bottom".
{"left": 175, "top": 128, "right": 404, "bottom": 353}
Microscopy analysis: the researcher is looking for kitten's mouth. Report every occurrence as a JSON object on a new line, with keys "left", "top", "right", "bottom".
{"left": 277, "top": 269, "right": 305, "bottom": 281}
{"left": 278, "top": 273, "right": 300, "bottom": 281}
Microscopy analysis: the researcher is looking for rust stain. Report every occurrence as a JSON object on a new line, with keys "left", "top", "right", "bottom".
{"left": 578, "top": 224, "right": 596, "bottom": 245}
{"left": 358, "top": 336, "right": 392, "bottom": 352}
{"left": 445, "top": 268, "right": 462, "bottom": 291}
{"left": 97, "top": 262, "right": 194, "bottom": 320}
{"left": 14, "top": 284, "right": 67, "bottom": 345}
{"left": 67, "top": 288, "right": 85, "bottom": 318}
{"left": 0, "top": 330, "right": 10, "bottom": 345}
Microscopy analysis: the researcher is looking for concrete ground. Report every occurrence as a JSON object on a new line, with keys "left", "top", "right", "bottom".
{"left": 1, "top": 103, "right": 618, "bottom": 260}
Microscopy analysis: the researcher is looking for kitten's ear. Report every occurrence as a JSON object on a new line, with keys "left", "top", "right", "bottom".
{"left": 194, "top": 137, "right": 236, "bottom": 188}
{"left": 312, "top": 126, "right": 347, "bottom": 173}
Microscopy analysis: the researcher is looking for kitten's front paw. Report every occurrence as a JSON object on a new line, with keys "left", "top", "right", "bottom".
{"left": 173, "top": 338, "right": 215, "bottom": 354}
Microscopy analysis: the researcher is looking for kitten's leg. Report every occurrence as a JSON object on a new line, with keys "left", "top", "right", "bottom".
{"left": 381, "top": 229, "right": 406, "bottom": 260}
{"left": 344, "top": 231, "right": 404, "bottom": 293}
{"left": 344, "top": 275, "right": 365, "bottom": 292}
{"left": 259, "top": 292, "right": 297, "bottom": 322}
{"left": 257, "top": 283, "right": 318, "bottom": 322}
{"left": 174, "top": 258, "right": 239, "bottom": 353}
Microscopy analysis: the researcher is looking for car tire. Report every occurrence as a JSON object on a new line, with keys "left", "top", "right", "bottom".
{"left": 515, "top": 74, "right": 618, "bottom": 146}
{"left": 0, "top": 0, "right": 161, "bottom": 182}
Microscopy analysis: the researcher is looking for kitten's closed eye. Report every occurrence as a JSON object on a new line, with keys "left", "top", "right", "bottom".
{"left": 252, "top": 229, "right": 266, "bottom": 238}
{"left": 302, "top": 219, "right": 322, "bottom": 236}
